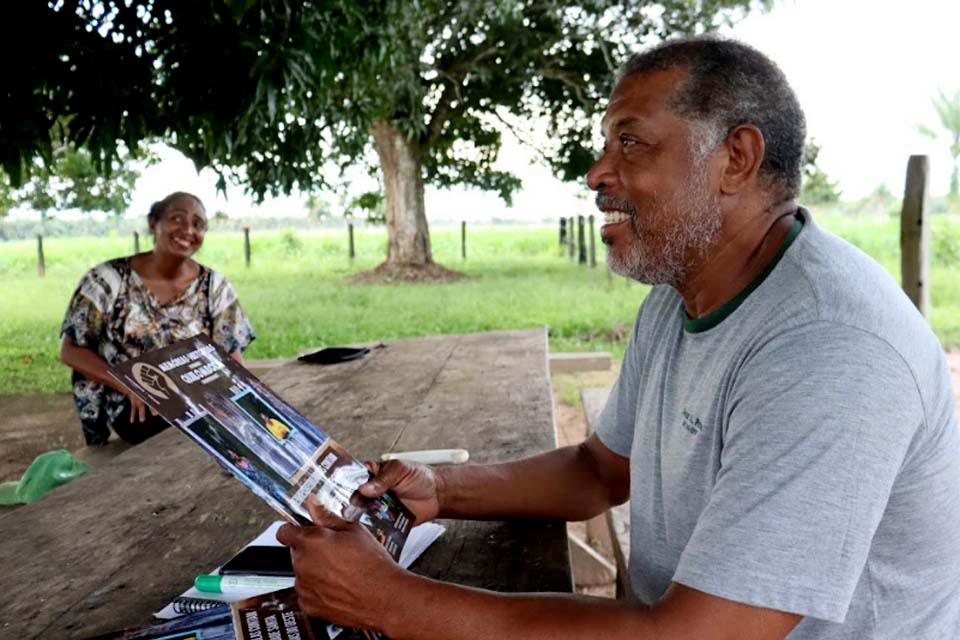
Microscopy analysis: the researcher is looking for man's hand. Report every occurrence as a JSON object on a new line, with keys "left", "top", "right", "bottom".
{"left": 277, "top": 498, "right": 408, "bottom": 630}
{"left": 359, "top": 460, "right": 443, "bottom": 523}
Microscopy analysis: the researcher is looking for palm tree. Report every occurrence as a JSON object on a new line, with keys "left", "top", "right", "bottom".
{"left": 919, "top": 88, "right": 960, "bottom": 199}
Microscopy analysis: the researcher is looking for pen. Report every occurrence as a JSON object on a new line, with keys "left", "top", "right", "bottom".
{"left": 194, "top": 574, "right": 294, "bottom": 594}
{"left": 380, "top": 449, "right": 469, "bottom": 465}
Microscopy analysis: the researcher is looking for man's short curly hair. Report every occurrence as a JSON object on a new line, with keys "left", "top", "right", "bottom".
{"left": 621, "top": 37, "right": 806, "bottom": 201}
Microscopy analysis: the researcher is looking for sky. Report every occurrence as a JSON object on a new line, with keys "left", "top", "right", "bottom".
{"left": 14, "top": 0, "right": 960, "bottom": 223}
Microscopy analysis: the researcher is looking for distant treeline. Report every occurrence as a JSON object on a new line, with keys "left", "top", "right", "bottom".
{"left": 0, "top": 216, "right": 335, "bottom": 240}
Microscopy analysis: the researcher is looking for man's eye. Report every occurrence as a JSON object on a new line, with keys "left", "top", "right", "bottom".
{"left": 620, "top": 134, "right": 637, "bottom": 149}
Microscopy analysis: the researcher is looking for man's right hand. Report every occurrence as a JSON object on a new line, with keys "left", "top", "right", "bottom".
{"left": 359, "top": 460, "right": 443, "bottom": 524}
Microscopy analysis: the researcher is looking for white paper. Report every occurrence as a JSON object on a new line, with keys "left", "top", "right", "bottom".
{"left": 154, "top": 520, "right": 445, "bottom": 619}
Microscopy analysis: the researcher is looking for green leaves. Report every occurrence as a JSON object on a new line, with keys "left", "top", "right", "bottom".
{"left": 3, "top": 0, "right": 754, "bottom": 204}
{"left": 801, "top": 140, "right": 841, "bottom": 205}
{"left": 14, "top": 142, "right": 147, "bottom": 219}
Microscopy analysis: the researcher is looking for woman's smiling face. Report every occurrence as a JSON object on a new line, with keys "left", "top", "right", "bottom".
{"left": 151, "top": 195, "right": 208, "bottom": 259}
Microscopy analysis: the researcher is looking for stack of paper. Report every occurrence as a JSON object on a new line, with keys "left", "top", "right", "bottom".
{"left": 155, "top": 520, "right": 445, "bottom": 619}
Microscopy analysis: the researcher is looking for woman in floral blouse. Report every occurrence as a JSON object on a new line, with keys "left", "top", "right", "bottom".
{"left": 60, "top": 191, "right": 255, "bottom": 445}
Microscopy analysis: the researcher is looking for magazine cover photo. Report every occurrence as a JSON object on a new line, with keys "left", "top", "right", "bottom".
{"left": 110, "top": 334, "right": 413, "bottom": 559}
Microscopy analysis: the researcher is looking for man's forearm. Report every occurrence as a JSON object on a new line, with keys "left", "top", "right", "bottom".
{"left": 383, "top": 573, "right": 655, "bottom": 640}
{"left": 435, "top": 439, "right": 628, "bottom": 522}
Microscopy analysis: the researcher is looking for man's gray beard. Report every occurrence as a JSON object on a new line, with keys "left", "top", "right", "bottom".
{"left": 607, "top": 168, "right": 723, "bottom": 286}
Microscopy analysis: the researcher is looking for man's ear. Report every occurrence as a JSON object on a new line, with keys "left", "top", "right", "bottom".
{"left": 719, "top": 124, "right": 765, "bottom": 195}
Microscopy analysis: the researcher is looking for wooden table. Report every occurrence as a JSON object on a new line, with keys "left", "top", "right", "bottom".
{"left": 0, "top": 329, "right": 571, "bottom": 639}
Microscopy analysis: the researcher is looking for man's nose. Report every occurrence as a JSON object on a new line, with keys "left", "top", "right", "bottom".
{"left": 586, "top": 152, "right": 614, "bottom": 192}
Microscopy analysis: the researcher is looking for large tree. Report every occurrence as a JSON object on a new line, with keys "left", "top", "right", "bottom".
{"left": 3, "top": 0, "right": 757, "bottom": 277}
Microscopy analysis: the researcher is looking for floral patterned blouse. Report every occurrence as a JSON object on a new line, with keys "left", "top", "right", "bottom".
{"left": 61, "top": 257, "right": 255, "bottom": 444}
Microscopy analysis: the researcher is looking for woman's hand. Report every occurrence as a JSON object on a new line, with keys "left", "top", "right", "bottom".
{"left": 122, "top": 387, "right": 156, "bottom": 423}
{"left": 359, "top": 460, "right": 444, "bottom": 524}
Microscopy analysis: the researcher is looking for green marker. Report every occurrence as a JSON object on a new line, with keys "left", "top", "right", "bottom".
{"left": 194, "top": 574, "right": 295, "bottom": 594}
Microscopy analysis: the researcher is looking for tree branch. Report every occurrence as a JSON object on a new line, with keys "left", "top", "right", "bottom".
{"left": 538, "top": 66, "right": 592, "bottom": 107}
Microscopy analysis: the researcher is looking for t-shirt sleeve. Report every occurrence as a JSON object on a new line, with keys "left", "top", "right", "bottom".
{"left": 672, "top": 323, "right": 924, "bottom": 623}
{"left": 209, "top": 272, "right": 255, "bottom": 353}
{"left": 595, "top": 308, "right": 646, "bottom": 457}
{"left": 60, "top": 267, "right": 111, "bottom": 348}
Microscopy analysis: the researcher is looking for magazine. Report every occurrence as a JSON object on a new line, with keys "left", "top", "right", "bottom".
{"left": 83, "top": 607, "right": 234, "bottom": 639}
{"left": 110, "top": 334, "right": 414, "bottom": 561}
{"left": 154, "top": 520, "right": 446, "bottom": 620}
{"left": 231, "top": 588, "right": 387, "bottom": 640}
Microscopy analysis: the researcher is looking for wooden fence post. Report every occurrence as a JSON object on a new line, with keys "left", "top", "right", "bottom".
{"left": 588, "top": 214, "right": 597, "bottom": 268}
{"left": 37, "top": 234, "right": 45, "bottom": 278}
{"left": 243, "top": 226, "right": 251, "bottom": 267}
{"left": 577, "top": 215, "right": 587, "bottom": 265}
{"left": 133, "top": 231, "right": 140, "bottom": 254}
{"left": 348, "top": 223, "right": 355, "bottom": 260}
{"left": 559, "top": 218, "right": 567, "bottom": 249}
{"left": 461, "top": 221, "right": 467, "bottom": 260}
{"left": 568, "top": 216, "right": 575, "bottom": 260}
{"left": 900, "top": 155, "right": 930, "bottom": 317}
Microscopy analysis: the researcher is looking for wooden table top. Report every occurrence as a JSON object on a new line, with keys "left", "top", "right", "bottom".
{"left": 0, "top": 329, "right": 571, "bottom": 639}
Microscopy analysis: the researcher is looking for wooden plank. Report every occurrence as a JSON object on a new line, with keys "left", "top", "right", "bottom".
{"left": 900, "top": 155, "right": 930, "bottom": 317}
{"left": 581, "top": 386, "right": 634, "bottom": 601}
{"left": 569, "top": 535, "right": 616, "bottom": 587}
{"left": 0, "top": 330, "right": 569, "bottom": 639}
{"left": 549, "top": 352, "right": 612, "bottom": 374}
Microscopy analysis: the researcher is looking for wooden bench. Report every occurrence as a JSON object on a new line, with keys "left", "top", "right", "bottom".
{"left": 582, "top": 386, "right": 634, "bottom": 601}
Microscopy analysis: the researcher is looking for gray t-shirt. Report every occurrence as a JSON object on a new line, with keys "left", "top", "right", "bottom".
{"left": 596, "top": 210, "right": 960, "bottom": 639}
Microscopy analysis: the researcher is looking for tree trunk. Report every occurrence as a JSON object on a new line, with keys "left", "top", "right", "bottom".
{"left": 371, "top": 119, "right": 433, "bottom": 266}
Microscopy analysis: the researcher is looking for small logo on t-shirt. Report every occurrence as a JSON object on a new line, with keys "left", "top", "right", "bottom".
{"left": 682, "top": 410, "right": 703, "bottom": 435}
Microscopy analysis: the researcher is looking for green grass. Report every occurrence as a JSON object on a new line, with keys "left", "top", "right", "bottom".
{"left": 2, "top": 213, "right": 959, "bottom": 395}
{"left": 0, "top": 225, "right": 646, "bottom": 395}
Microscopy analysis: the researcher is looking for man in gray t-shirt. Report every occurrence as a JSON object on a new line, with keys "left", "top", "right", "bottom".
{"left": 277, "top": 38, "right": 960, "bottom": 640}
{"left": 597, "top": 208, "right": 960, "bottom": 638}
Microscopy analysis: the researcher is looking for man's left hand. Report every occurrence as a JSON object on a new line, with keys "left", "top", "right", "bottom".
{"left": 276, "top": 497, "right": 408, "bottom": 630}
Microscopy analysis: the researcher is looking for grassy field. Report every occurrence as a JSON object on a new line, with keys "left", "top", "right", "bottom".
{"left": 2, "top": 213, "right": 959, "bottom": 395}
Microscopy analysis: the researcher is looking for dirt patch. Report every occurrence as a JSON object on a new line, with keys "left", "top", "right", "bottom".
{"left": 346, "top": 261, "right": 465, "bottom": 284}
{"left": 0, "top": 394, "right": 83, "bottom": 484}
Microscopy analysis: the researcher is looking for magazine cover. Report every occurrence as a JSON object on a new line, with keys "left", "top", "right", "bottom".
{"left": 110, "top": 334, "right": 413, "bottom": 561}
{"left": 231, "top": 589, "right": 388, "bottom": 640}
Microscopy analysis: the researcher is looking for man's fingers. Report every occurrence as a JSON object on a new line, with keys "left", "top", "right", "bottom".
{"left": 306, "top": 496, "right": 354, "bottom": 531}
{"left": 276, "top": 523, "right": 303, "bottom": 548}
{"left": 359, "top": 460, "right": 402, "bottom": 497}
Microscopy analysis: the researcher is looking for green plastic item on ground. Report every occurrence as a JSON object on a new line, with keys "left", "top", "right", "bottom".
{"left": 0, "top": 449, "right": 91, "bottom": 505}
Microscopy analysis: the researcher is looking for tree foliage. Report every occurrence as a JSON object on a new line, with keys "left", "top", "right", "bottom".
{"left": 16, "top": 143, "right": 144, "bottom": 220}
{"left": 3, "top": 1, "right": 760, "bottom": 268}
{"left": 5, "top": 1, "right": 756, "bottom": 196}
{"left": 800, "top": 140, "right": 841, "bottom": 205}
{"left": 0, "top": 171, "right": 14, "bottom": 219}
{"left": 918, "top": 88, "right": 960, "bottom": 198}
